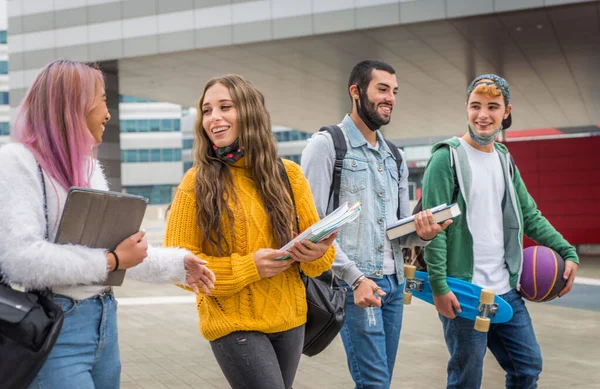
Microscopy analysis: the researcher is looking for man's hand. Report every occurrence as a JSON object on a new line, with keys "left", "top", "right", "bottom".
{"left": 353, "top": 278, "right": 386, "bottom": 308}
{"left": 290, "top": 233, "right": 337, "bottom": 263}
{"left": 414, "top": 209, "right": 452, "bottom": 241}
{"left": 254, "top": 249, "right": 294, "bottom": 278}
{"left": 433, "top": 291, "right": 462, "bottom": 318}
{"left": 183, "top": 253, "right": 216, "bottom": 295}
{"left": 558, "top": 260, "right": 579, "bottom": 297}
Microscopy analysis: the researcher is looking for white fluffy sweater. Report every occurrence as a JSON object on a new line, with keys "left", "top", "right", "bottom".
{"left": 0, "top": 143, "right": 189, "bottom": 300}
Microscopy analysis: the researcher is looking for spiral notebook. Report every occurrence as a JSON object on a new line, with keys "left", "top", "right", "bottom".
{"left": 54, "top": 187, "right": 148, "bottom": 286}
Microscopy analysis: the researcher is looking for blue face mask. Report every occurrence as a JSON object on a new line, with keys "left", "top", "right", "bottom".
{"left": 467, "top": 123, "right": 502, "bottom": 146}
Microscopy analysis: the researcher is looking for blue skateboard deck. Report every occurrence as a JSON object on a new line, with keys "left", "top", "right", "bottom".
{"left": 407, "top": 270, "right": 513, "bottom": 324}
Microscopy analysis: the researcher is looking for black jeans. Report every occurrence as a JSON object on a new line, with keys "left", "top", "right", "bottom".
{"left": 210, "top": 324, "right": 305, "bottom": 389}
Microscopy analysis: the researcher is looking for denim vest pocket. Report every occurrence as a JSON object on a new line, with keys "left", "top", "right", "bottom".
{"left": 341, "top": 158, "right": 368, "bottom": 193}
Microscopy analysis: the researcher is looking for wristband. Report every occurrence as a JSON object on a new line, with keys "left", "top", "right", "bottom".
{"left": 108, "top": 250, "right": 119, "bottom": 272}
{"left": 351, "top": 275, "right": 366, "bottom": 291}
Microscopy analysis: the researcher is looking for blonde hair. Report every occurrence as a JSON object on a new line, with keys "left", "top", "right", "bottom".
{"left": 470, "top": 82, "right": 503, "bottom": 100}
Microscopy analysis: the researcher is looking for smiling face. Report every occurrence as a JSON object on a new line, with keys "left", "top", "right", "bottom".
{"left": 363, "top": 69, "right": 397, "bottom": 124}
{"left": 201, "top": 82, "right": 239, "bottom": 148}
{"left": 466, "top": 81, "right": 511, "bottom": 137}
{"left": 86, "top": 79, "right": 110, "bottom": 144}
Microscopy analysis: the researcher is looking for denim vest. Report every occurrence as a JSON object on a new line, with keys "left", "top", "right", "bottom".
{"left": 334, "top": 115, "right": 406, "bottom": 280}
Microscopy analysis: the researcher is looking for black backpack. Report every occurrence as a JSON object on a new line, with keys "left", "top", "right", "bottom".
{"left": 319, "top": 125, "right": 403, "bottom": 219}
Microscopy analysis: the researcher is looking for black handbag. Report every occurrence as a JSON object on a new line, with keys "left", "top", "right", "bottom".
{"left": 0, "top": 165, "right": 65, "bottom": 389}
{"left": 277, "top": 159, "right": 347, "bottom": 357}
{"left": 301, "top": 270, "right": 346, "bottom": 357}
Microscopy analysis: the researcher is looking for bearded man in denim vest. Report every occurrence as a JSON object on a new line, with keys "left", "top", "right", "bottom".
{"left": 301, "top": 60, "right": 450, "bottom": 388}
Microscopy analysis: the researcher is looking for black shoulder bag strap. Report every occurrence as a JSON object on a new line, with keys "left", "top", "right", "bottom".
{"left": 318, "top": 125, "right": 347, "bottom": 210}
{"left": 38, "top": 164, "right": 49, "bottom": 240}
{"left": 277, "top": 158, "right": 300, "bottom": 234}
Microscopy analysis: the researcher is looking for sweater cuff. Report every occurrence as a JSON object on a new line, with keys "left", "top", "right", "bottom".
{"left": 429, "top": 275, "right": 451, "bottom": 296}
{"left": 232, "top": 253, "right": 262, "bottom": 286}
{"left": 339, "top": 263, "right": 364, "bottom": 286}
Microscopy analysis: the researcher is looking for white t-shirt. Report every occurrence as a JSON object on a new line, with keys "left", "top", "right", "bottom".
{"left": 383, "top": 234, "right": 395, "bottom": 275}
{"left": 459, "top": 138, "right": 511, "bottom": 294}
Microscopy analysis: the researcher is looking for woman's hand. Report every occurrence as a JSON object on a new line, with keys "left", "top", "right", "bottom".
{"left": 253, "top": 248, "right": 294, "bottom": 278}
{"left": 289, "top": 232, "right": 337, "bottom": 263}
{"left": 183, "top": 253, "right": 216, "bottom": 295}
{"left": 108, "top": 231, "right": 148, "bottom": 270}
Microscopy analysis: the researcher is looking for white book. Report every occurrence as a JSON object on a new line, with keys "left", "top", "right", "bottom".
{"left": 386, "top": 203, "right": 461, "bottom": 241}
{"left": 278, "top": 201, "right": 361, "bottom": 259}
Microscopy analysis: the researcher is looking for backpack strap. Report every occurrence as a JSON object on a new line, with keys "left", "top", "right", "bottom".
{"left": 384, "top": 139, "right": 403, "bottom": 219}
{"left": 319, "top": 125, "right": 346, "bottom": 210}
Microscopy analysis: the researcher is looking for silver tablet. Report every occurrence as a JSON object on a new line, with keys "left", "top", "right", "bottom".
{"left": 54, "top": 187, "right": 148, "bottom": 286}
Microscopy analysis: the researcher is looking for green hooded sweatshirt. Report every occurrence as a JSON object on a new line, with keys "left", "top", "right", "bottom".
{"left": 422, "top": 137, "right": 579, "bottom": 296}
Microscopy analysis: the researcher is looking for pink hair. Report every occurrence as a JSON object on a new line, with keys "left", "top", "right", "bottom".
{"left": 13, "top": 60, "right": 105, "bottom": 190}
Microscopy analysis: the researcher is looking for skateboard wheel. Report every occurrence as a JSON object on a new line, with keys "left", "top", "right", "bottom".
{"left": 404, "top": 291, "right": 412, "bottom": 305}
{"left": 404, "top": 264, "right": 416, "bottom": 279}
{"left": 479, "top": 289, "right": 495, "bottom": 305}
{"left": 474, "top": 316, "right": 491, "bottom": 332}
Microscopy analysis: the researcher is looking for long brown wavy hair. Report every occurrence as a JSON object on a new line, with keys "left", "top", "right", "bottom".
{"left": 193, "top": 74, "right": 295, "bottom": 254}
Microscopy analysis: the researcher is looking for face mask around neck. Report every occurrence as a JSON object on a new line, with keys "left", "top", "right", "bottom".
{"left": 213, "top": 138, "right": 244, "bottom": 163}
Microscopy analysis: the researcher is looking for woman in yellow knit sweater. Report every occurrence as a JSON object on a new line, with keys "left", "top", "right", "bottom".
{"left": 164, "top": 74, "right": 336, "bottom": 389}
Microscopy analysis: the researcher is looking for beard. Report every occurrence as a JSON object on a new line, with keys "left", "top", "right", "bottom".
{"left": 356, "top": 88, "right": 392, "bottom": 132}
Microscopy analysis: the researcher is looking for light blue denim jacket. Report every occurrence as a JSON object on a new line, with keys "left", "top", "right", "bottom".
{"left": 301, "top": 115, "right": 428, "bottom": 285}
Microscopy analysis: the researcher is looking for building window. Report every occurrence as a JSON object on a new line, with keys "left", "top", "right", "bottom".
{"left": 120, "top": 119, "right": 180, "bottom": 133}
{"left": 0, "top": 61, "right": 7, "bottom": 75}
{"left": 0, "top": 92, "right": 9, "bottom": 105}
{"left": 281, "top": 154, "right": 301, "bottom": 164}
{"left": 182, "top": 138, "right": 194, "bottom": 149}
{"left": 120, "top": 148, "right": 183, "bottom": 163}
{"left": 183, "top": 161, "right": 193, "bottom": 172}
{"left": 119, "top": 95, "right": 155, "bottom": 103}
{"left": 274, "top": 129, "right": 311, "bottom": 143}
{"left": 123, "top": 185, "right": 175, "bottom": 205}
{"left": 0, "top": 31, "right": 6, "bottom": 44}
{"left": 0, "top": 122, "right": 9, "bottom": 136}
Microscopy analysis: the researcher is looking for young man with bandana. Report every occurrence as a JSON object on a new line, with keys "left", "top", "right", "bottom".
{"left": 421, "top": 74, "right": 579, "bottom": 389}
{"left": 301, "top": 60, "right": 450, "bottom": 388}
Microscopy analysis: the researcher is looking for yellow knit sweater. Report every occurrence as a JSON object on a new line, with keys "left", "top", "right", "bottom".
{"left": 164, "top": 158, "right": 335, "bottom": 341}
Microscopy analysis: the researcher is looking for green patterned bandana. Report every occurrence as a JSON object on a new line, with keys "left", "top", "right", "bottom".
{"left": 213, "top": 138, "right": 244, "bottom": 163}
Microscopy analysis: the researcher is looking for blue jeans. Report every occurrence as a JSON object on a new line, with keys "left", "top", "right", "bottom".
{"left": 28, "top": 290, "right": 120, "bottom": 389}
{"left": 440, "top": 289, "right": 542, "bottom": 389}
{"left": 340, "top": 275, "right": 404, "bottom": 389}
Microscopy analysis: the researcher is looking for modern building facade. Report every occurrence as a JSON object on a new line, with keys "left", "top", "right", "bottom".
{"left": 0, "top": 0, "right": 8, "bottom": 147}
{"left": 119, "top": 95, "right": 185, "bottom": 204}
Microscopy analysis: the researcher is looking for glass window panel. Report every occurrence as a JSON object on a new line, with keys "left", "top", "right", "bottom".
{"left": 162, "top": 148, "right": 173, "bottom": 162}
{"left": 151, "top": 149, "right": 161, "bottom": 162}
{"left": 174, "top": 149, "right": 182, "bottom": 161}
{"left": 139, "top": 149, "right": 149, "bottom": 162}
{"left": 161, "top": 119, "right": 173, "bottom": 131}
{"left": 174, "top": 120, "right": 180, "bottom": 131}
{"left": 125, "top": 120, "right": 137, "bottom": 132}
{"left": 125, "top": 150, "right": 138, "bottom": 163}
{"left": 149, "top": 120, "right": 160, "bottom": 132}
{"left": 138, "top": 120, "right": 149, "bottom": 132}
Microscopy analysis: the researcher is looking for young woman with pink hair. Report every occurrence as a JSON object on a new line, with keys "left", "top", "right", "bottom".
{"left": 0, "top": 60, "right": 215, "bottom": 389}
